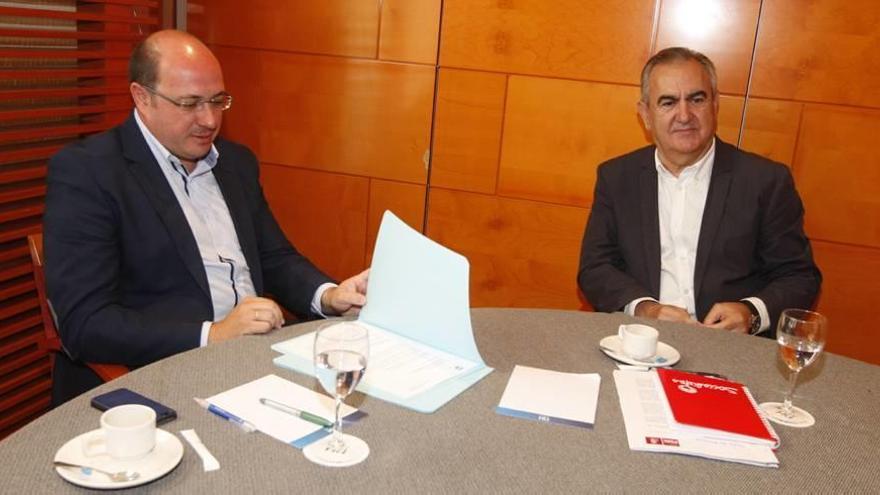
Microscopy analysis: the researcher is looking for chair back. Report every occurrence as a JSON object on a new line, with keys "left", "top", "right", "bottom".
{"left": 28, "top": 233, "right": 62, "bottom": 352}
{"left": 26, "top": 233, "right": 128, "bottom": 382}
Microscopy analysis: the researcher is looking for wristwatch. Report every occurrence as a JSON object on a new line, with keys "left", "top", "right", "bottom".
{"left": 741, "top": 300, "right": 761, "bottom": 335}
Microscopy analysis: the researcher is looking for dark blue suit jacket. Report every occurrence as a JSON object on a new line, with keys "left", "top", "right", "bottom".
{"left": 578, "top": 139, "right": 821, "bottom": 335}
{"left": 44, "top": 114, "right": 332, "bottom": 403}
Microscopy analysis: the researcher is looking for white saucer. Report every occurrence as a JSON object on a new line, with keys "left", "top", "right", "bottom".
{"left": 54, "top": 428, "right": 184, "bottom": 489}
{"left": 599, "top": 335, "right": 680, "bottom": 367}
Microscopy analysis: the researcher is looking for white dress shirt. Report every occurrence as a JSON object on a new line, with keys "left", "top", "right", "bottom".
{"left": 134, "top": 111, "right": 332, "bottom": 345}
{"left": 624, "top": 139, "right": 770, "bottom": 333}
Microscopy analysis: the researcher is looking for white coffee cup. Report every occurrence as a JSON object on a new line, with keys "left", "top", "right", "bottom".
{"left": 82, "top": 404, "right": 156, "bottom": 460}
{"left": 618, "top": 324, "right": 659, "bottom": 360}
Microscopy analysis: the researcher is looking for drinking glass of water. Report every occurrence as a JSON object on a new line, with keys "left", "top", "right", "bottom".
{"left": 303, "top": 321, "right": 370, "bottom": 467}
{"left": 759, "top": 309, "right": 828, "bottom": 428}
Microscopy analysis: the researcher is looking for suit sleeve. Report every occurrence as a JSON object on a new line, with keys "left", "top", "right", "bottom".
{"left": 578, "top": 165, "right": 653, "bottom": 312}
{"left": 238, "top": 148, "right": 334, "bottom": 316}
{"left": 44, "top": 145, "right": 202, "bottom": 366}
{"left": 753, "top": 166, "right": 822, "bottom": 327}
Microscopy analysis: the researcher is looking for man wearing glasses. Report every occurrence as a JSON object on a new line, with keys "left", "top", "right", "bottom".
{"left": 44, "top": 30, "right": 368, "bottom": 405}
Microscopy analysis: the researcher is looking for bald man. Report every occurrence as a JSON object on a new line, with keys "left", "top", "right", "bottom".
{"left": 44, "top": 30, "right": 368, "bottom": 405}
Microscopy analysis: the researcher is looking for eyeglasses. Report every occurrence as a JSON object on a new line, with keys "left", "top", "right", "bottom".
{"left": 141, "top": 85, "right": 233, "bottom": 112}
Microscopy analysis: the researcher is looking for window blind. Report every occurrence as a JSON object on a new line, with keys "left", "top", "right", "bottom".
{"left": 0, "top": 0, "right": 158, "bottom": 440}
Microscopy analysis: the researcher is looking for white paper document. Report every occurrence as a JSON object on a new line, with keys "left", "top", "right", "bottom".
{"left": 273, "top": 323, "right": 480, "bottom": 399}
{"left": 496, "top": 365, "right": 600, "bottom": 429}
{"left": 206, "top": 374, "right": 364, "bottom": 449}
{"left": 273, "top": 211, "right": 493, "bottom": 413}
{"left": 613, "top": 370, "right": 778, "bottom": 468}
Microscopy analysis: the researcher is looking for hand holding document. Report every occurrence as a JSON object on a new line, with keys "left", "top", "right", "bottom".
{"left": 496, "top": 365, "right": 600, "bottom": 429}
{"left": 273, "top": 211, "right": 493, "bottom": 413}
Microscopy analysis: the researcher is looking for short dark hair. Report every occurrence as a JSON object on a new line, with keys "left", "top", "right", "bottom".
{"left": 129, "top": 38, "right": 160, "bottom": 87}
{"left": 640, "top": 47, "right": 717, "bottom": 103}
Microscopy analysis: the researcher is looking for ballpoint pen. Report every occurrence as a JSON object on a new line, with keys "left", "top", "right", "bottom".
{"left": 259, "top": 397, "right": 333, "bottom": 428}
{"left": 194, "top": 397, "right": 256, "bottom": 433}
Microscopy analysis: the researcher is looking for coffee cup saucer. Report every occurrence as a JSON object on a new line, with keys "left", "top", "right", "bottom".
{"left": 54, "top": 428, "right": 183, "bottom": 489}
{"left": 599, "top": 335, "right": 681, "bottom": 367}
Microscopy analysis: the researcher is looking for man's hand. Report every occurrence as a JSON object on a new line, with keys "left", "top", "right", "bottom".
{"left": 208, "top": 296, "right": 284, "bottom": 343}
{"left": 703, "top": 302, "right": 751, "bottom": 333}
{"left": 321, "top": 269, "right": 369, "bottom": 316}
{"left": 635, "top": 300, "right": 697, "bottom": 323}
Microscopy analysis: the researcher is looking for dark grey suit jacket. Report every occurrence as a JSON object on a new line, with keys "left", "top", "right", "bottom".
{"left": 44, "top": 114, "right": 332, "bottom": 402}
{"left": 578, "top": 139, "right": 821, "bottom": 335}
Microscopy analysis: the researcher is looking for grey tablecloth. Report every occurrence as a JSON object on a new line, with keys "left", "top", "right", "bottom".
{"left": 1, "top": 309, "right": 878, "bottom": 493}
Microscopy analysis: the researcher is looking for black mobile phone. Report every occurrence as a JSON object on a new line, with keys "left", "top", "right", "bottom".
{"left": 90, "top": 388, "right": 177, "bottom": 425}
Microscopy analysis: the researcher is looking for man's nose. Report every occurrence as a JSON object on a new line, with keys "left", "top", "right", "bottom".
{"left": 673, "top": 100, "right": 692, "bottom": 122}
{"left": 194, "top": 103, "right": 220, "bottom": 128}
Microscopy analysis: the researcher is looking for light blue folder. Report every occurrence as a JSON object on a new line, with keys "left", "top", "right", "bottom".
{"left": 273, "top": 211, "right": 493, "bottom": 413}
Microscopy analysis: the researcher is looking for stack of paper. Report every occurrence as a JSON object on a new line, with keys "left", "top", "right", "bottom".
{"left": 273, "top": 211, "right": 493, "bottom": 413}
{"left": 496, "top": 365, "right": 600, "bottom": 429}
{"left": 206, "top": 374, "right": 365, "bottom": 449}
{"left": 613, "top": 369, "right": 779, "bottom": 467}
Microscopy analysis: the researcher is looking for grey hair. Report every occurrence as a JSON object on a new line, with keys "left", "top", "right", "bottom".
{"left": 639, "top": 47, "right": 718, "bottom": 103}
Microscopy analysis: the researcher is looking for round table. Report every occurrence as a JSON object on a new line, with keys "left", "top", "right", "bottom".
{"left": 1, "top": 309, "right": 877, "bottom": 492}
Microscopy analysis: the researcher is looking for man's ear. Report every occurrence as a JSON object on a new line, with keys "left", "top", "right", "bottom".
{"left": 130, "top": 82, "right": 150, "bottom": 110}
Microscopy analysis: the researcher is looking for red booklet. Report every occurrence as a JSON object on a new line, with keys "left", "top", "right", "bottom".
{"left": 656, "top": 368, "right": 779, "bottom": 448}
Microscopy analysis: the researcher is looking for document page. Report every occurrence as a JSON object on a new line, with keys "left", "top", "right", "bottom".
{"left": 207, "top": 374, "right": 359, "bottom": 448}
{"left": 496, "top": 365, "right": 600, "bottom": 428}
{"left": 274, "top": 323, "right": 481, "bottom": 400}
{"left": 613, "top": 370, "right": 779, "bottom": 468}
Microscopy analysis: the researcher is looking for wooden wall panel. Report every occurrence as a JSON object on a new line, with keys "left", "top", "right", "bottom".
{"left": 812, "top": 241, "right": 880, "bottom": 365}
{"left": 793, "top": 105, "right": 880, "bottom": 248}
{"left": 426, "top": 188, "right": 587, "bottom": 309}
{"left": 741, "top": 98, "right": 804, "bottom": 165}
{"left": 439, "top": 0, "right": 654, "bottom": 84}
{"left": 751, "top": 0, "right": 880, "bottom": 108}
{"left": 716, "top": 95, "right": 744, "bottom": 145}
{"left": 497, "top": 77, "right": 647, "bottom": 207}
{"left": 260, "top": 165, "right": 369, "bottom": 282}
{"left": 216, "top": 46, "right": 435, "bottom": 185}
{"left": 378, "top": 0, "right": 442, "bottom": 64}
{"left": 190, "top": 0, "right": 379, "bottom": 58}
{"left": 654, "top": 0, "right": 760, "bottom": 95}
{"left": 431, "top": 69, "right": 507, "bottom": 194}
{"left": 366, "top": 180, "right": 426, "bottom": 264}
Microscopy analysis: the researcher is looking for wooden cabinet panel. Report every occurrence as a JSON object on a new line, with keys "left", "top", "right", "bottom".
{"left": 497, "top": 76, "right": 648, "bottom": 207}
{"left": 654, "top": 0, "right": 760, "bottom": 95}
{"left": 812, "top": 241, "right": 880, "bottom": 365}
{"left": 793, "top": 105, "right": 880, "bottom": 248}
{"left": 741, "top": 98, "right": 803, "bottom": 166}
{"left": 426, "top": 188, "right": 588, "bottom": 309}
{"left": 440, "top": 0, "right": 653, "bottom": 84}
{"left": 366, "top": 179, "right": 426, "bottom": 264}
{"left": 216, "top": 47, "right": 435, "bottom": 184}
{"left": 260, "top": 165, "right": 369, "bottom": 282}
{"left": 378, "top": 0, "right": 441, "bottom": 64}
{"left": 189, "top": 0, "right": 379, "bottom": 58}
{"left": 431, "top": 69, "right": 506, "bottom": 194}
{"left": 751, "top": 0, "right": 880, "bottom": 108}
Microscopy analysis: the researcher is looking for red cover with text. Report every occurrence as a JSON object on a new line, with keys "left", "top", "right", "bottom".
{"left": 656, "top": 368, "right": 779, "bottom": 448}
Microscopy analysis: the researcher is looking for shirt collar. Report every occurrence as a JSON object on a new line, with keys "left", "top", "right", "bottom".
{"left": 133, "top": 109, "right": 219, "bottom": 176}
{"left": 654, "top": 138, "right": 715, "bottom": 182}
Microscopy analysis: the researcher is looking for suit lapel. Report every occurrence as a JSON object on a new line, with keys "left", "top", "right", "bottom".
{"left": 211, "top": 149, "right": 264, "bottom": 294}
{"left": 694, "top": 139, "right": 733, "bottom": 298}
{"left": 638, "top": 157, "right": 661, "bottom": 296}
{"left": 120, "top": 115, "right": 211, "bottom": 300}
